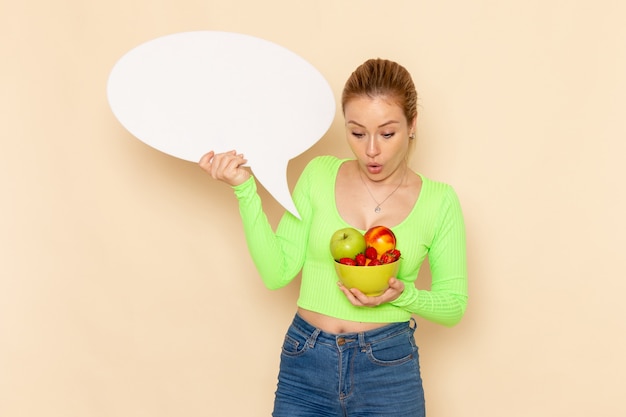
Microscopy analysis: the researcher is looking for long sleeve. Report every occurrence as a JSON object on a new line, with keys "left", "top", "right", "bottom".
{"left": 391, "top": 186, "right": 468, "bottom": 326}
{"left": 230, "top": 157, "right": 468, "bottom": 326}
{"left": 232, "top": 167, "right": 313, "bottom": 290}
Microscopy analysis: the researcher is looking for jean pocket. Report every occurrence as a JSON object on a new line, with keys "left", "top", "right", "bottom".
{"left": 280, "top": 328, "right": 311, "bottom": 357}
{"left": 366, "top": 330, "right": 416, "bottom": 366}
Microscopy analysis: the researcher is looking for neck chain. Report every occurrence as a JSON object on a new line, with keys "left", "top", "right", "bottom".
{"left": 358, "top": 165, "right": 407, "bottom": 213}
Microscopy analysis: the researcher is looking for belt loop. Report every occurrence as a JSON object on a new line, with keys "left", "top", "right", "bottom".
{"left": 358, "top": 332, "right": 367, "bottom": 350}
{"left": 307, "top": 328, "right": 321, "bottom": 348}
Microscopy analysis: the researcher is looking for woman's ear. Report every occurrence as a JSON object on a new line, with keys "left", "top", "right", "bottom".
{"left": 409, "top": 116, "right": 417, "bottom": 139}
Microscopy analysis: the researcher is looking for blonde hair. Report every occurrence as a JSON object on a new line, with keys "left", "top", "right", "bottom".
{"left": 341, "top": 58, "right": 418, "bottom": 123}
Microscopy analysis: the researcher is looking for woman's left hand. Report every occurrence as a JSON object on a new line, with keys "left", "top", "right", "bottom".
{"left": 338, "top": 277, "right": 405, "bottom": 307}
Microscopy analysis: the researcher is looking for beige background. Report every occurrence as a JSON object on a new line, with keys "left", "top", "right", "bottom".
{"left": 2, "top": 0, "right": 625, "bottom": 416}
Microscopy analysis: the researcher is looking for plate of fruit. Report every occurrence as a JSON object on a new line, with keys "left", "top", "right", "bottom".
{"left": 329, "top": 226, "right": 401, "bottom": 296}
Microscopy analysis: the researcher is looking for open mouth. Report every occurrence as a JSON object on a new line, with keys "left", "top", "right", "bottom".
{"left": 366, "top": 163, "right": 383, "bottom": 175}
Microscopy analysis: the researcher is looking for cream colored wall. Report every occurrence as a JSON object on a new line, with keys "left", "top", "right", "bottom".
{"left": 2, "top": 1, "right": 624, "bottom": 416}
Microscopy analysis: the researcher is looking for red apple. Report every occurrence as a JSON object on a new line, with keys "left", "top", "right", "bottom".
{"left": 363, "top": 226, "right": 396, "bottom": 259}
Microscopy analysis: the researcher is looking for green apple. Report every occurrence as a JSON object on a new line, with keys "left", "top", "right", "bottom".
{"left": 329, "top": 227, "right": 366, "bottom": 261}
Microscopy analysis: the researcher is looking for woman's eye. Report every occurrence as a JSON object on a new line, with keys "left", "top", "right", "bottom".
{"left": 351, "top": 132, "right": 365, "bottom": 138}
{"left": 382, "top": 132, "right": 395, "bottom": 139}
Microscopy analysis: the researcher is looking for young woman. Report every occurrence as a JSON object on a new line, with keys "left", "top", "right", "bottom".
{"left": 199, "top": 58, "right": 468, "bottom": 417}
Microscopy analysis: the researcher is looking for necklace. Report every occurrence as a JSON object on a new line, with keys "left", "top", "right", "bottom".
{"left": 358, "top": 165, "right": 407, "bottom": 213}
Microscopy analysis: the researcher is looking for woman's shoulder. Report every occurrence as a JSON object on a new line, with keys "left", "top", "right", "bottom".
{"left": 305, "top": 155, "right": 348, "bottom": 171}
{"left": 419, "top": 173, "right": 456, "bottom": 195}
{"left": 299, "top": 155, "right": 349, "bottom": 180}
{"left": 417, "top": 173, "right": 462, "bottom": 210}
{"left": 405, "top": 173, "right": 464, "bottom": 233}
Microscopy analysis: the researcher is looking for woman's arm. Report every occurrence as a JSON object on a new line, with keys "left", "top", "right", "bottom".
{"left": 339, "top": 187, "right": 468, "bottom": 326}
{"left": 392, "top": 188, "right": 468, "bottom": 326}
{"left": 232, "top": 175, "right": 311, "bottom": 289}
{"left": 199, "top": 150, "right": 308, "bottom": 288}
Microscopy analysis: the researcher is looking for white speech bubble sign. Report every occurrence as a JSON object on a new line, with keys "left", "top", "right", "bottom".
{"left": 107, "top": 31, "right": 336, "bottom": 218}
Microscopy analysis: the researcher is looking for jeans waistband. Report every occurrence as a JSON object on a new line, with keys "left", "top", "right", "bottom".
{"left": 291, "top": 313, "right": 415, "bottom": 349}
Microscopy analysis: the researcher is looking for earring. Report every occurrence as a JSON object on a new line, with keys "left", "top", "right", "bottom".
{"left": 409, "top": 133, "right": 415, "bottom": 140}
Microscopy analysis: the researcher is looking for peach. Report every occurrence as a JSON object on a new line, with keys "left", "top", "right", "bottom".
{"left": 363, "top": 226, "right": 396, "bottom": 259}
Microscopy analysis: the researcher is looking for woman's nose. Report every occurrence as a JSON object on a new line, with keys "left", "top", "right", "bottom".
{"left": 366, "top": 137, "right": 380, "bottom": 157}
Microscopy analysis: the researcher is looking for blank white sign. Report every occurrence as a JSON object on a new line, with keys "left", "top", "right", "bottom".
{"left": 107, "top": 31, "right": 336, "bottom": 218}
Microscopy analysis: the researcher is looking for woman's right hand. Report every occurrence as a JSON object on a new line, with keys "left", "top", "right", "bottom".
{"left": 198, "top": 150, "right": 251, "bottom": 187}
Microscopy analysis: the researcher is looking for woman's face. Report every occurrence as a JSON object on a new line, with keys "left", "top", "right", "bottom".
{"left": 344, "top": 95, "right": 416, "bottom": 183}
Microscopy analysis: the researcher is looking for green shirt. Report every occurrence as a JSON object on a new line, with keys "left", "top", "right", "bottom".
{"left": 233, "top": 155, "right": 468, "bottom": 326}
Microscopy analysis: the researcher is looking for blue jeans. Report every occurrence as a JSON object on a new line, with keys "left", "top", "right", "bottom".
{"left": 273, "top": 313, "right": 425, "bottom": 417}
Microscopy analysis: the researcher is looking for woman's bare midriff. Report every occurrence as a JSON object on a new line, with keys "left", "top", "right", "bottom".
{"left": 297, "top": 307, "right": 390, "bottom": 334}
